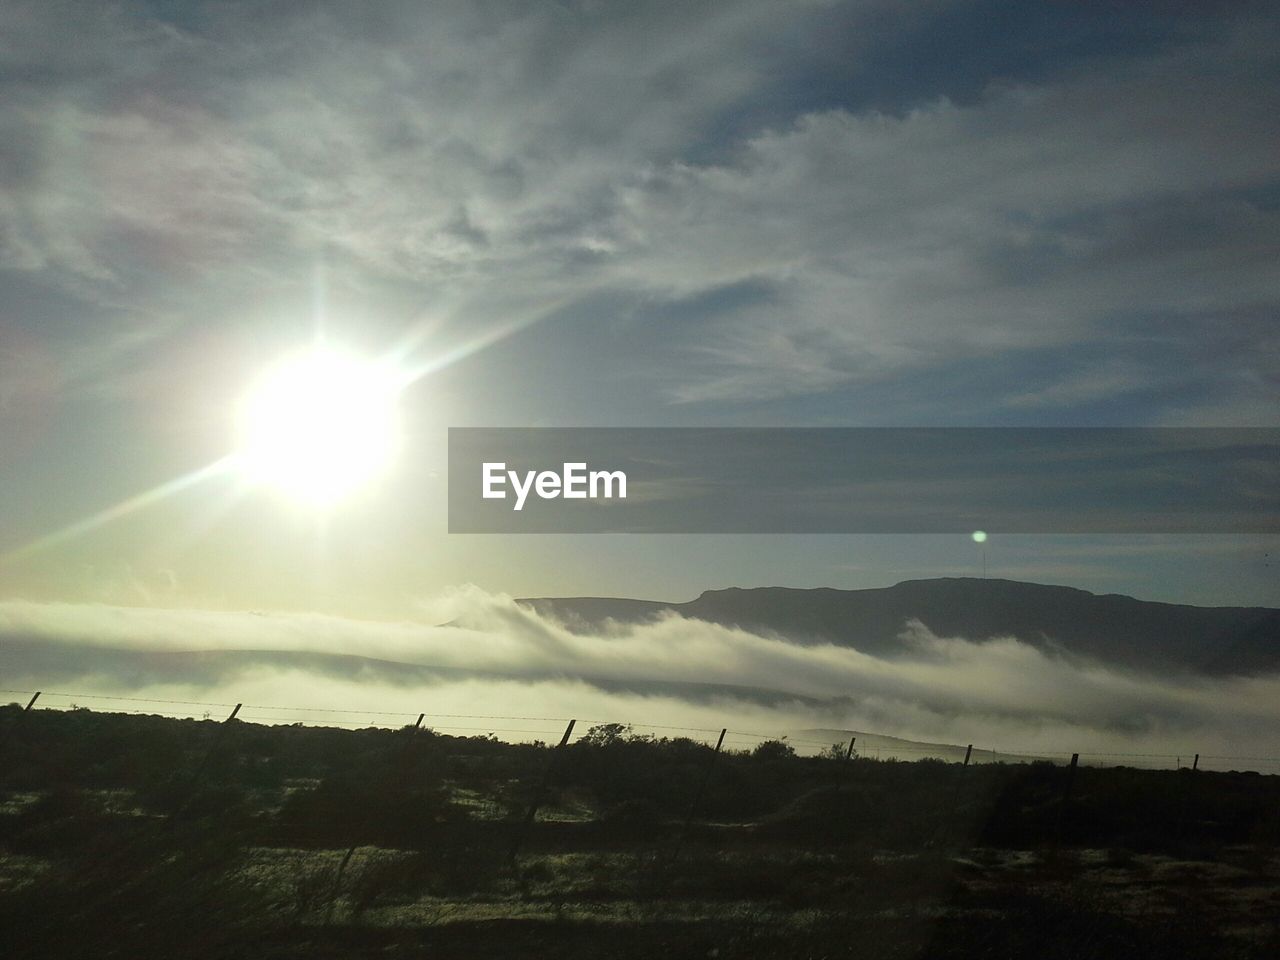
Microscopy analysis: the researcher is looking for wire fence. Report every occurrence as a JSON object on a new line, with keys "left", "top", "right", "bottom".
{"left": 5, "top": 687, "right": 1279, "bottom": 772}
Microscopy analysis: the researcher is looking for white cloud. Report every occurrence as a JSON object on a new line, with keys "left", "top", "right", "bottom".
{"left": 602, "top": 48, "right": 1280, "bottom": 405}
{"left": 4, "top": 587, "right": 1279, "bottom": 765}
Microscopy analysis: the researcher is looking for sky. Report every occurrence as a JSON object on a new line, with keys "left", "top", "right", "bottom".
{"left": 1, "top": 0, "right": 1279, "bottom": 618}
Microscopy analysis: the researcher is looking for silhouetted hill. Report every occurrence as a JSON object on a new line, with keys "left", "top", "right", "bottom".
{"left": 521, "top": 578, "right": 1280, "bottom": 675}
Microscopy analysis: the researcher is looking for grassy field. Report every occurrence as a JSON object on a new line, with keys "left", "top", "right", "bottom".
{"left": 2, "top": 705, "right": 1278, "bottom": 958}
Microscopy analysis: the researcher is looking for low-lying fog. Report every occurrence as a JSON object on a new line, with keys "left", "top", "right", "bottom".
{"left": 3, "top": 586, "right": 1277, "bottom": 772}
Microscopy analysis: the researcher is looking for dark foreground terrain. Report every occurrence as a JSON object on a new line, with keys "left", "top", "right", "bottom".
{"left": 2, "top": 705, "right": 1278, "bottom": 959}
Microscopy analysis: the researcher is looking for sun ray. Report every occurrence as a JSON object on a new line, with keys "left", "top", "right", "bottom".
{"left": 0, "top": 455, "right": 238, "bottom": 565}
{"left": 391, "top": 297, "right": 573, "bottom": 391}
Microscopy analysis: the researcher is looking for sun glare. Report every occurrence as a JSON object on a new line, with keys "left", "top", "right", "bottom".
{"left": 236, "top": 347, "right": 400, "bottom": 506}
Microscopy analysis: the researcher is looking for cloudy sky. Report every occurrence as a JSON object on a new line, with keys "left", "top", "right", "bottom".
{"left": 1, "top": 1, "right": 1278, "bottom": 615}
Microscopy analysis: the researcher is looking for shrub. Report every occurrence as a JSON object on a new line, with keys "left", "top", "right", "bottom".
{"left": 752, "top": 739, "right": 797, "bottom": 761}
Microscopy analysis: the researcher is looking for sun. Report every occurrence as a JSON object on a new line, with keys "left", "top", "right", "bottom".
{"left": 235, "top": 347, "right": 401, "bottom": 506}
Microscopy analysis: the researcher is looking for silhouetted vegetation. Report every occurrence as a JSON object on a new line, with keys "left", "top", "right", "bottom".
{"left": 2, "top": 706, "right": 1277, "bottom": 958}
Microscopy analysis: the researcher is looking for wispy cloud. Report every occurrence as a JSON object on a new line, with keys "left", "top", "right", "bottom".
{"left": 2, "top": 3, "right": 1276, "bottom": 422}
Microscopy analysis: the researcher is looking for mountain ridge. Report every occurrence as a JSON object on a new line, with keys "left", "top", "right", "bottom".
{"left": 519, "top": 577, "right": 1280, "bottom": 676}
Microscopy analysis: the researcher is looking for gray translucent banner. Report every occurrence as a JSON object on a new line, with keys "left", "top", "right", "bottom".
{"left": 448, "top": 428, "right": 1280, "bottom": 534}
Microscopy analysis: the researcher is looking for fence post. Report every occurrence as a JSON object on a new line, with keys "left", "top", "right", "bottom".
{"left": 509, "top": 718, "right": 576, "bottom": 863}
{"left": 670, "top": 728, "right": 727, "bottom": 864}
{"left": 397, "top": 713, "right": 427, "bottom": 777}
{"left": 951, "top": 743, "right": 975, "bottom": 836}
{"left": 192, "top": 702, "right": 241, "bottom": 772}
{"left": 23, "top": 692, "right": 41, "bottom": 712}
{"left": 325, "top": 711, "right": 434, "bottom": 924}
{"left": 1064, "top": 753, "right": 1079, "bottom": 798}
{"left": 838, "top": 736, "right": 856, "bottom": 786}
{"left": 1055, "top": 753, "right": 1079, "bottom": 844}
{"left": 160, "top": 700, "right": 246, "bottom": 824}
{"left": 1192, "top": 753, "right": 1199, "bottom": 771}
